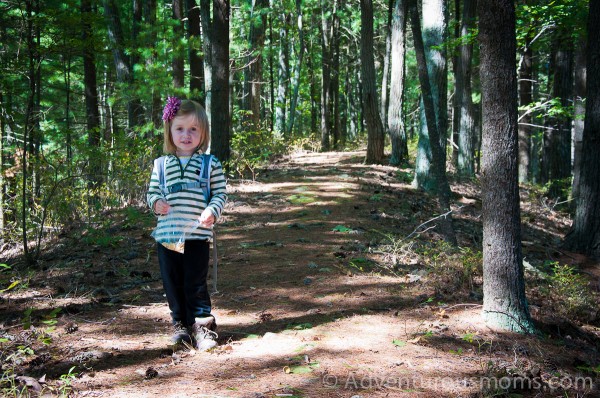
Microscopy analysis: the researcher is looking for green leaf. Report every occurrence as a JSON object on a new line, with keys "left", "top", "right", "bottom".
{"left": 332, "top": 225, "right": 352, "bottom": 233}
{"left": 393, "top": 339, "right": 407, "bottom": 347}
{"left": 290, "top": 362, "right": 320, "bottom": 374}
{"left": 1, "top": 280, "right": 20, "bottom": 292}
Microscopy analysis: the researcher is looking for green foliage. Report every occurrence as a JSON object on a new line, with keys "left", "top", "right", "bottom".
{"left": 549, "top": 263, "right": 594, "bottom": 317}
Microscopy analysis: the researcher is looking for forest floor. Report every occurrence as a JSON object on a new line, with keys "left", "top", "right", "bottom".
{"left": 1, "top": 150, "right": 600, "bottom": 398}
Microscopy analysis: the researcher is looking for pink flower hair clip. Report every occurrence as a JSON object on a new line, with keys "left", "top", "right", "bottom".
{"left": 162, "top": 96, "right": 181, "bottom": 122}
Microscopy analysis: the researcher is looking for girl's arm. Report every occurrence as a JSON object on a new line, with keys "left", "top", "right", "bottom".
{"left": 146, "top": 158, "right": 166, "bottom": 215}
{"left": 206, "top": 157, "right": 228, "bottom": 220}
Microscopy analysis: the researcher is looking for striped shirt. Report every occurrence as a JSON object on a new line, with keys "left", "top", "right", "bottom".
{"left": 146, "top": 153, "right": 227, "bottom": 246}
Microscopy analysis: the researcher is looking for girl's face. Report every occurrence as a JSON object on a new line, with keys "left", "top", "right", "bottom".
{"left": 170, "top": 114, "right": 202, "bottom": 156}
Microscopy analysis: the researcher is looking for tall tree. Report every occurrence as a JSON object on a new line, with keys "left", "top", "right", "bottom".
{"left": 571, "top": 37, "right": 586, "bottom": 201}
{"left": 413, "top": 0, "right": 448, "bottom": 189}
{"left": 187, "top": 0, "right": 204, "bottom": 101}
{"left": 200, "top": 0, "right": 212, "bottom": 122}
{"left": 211, "top": 0, "right": 230, "bottom": 162}
{"left": 330, "top": 0, "right": 341, "bottom": 148}
{"left": 143, "top": 0, "right": 162, "bottom": 130}
{"left": 381, "top": 0, "right": 393, "bottom": 133}
{"left": 564, "top": 0, "right": 600, "bottom": 259}
{"left": 388, "top": 0, "right": 408, "bottom": 166}
{"left": 172, "top": 0, "right": 185, "bottom": 88}
{"left": 408, "top": 0, "right": 455, "bottom": 244}
{"left": 361, "top": 0, "right": 385, "bottom": 164}
{"left": 320, "top": 0, "right": 332, "bottom": 150}
{"left": 275, "top": 11, "right": 291, "bottom": 136}
{"left": 455, "top": 0, "right": 476, "bottom": 177}
{"left": 479, "top": 0, "right": 533, "bottom": 332}
{"left": 244, "top": 0, "right": 268, "bottom": 129}
{"left": 82, "top": 0, "right": 102, "bottom": 188}
{"left": 517, "top": 34, "right": 533, "bottom": 183}
{"left": 287, "top": 0, "right": 305, "bottom": 135}
{"left": 541, "top": 38, "right": 573, "bottom": 195}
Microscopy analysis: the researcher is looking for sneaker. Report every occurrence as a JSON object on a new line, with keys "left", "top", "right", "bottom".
{"left": 170, "top": 321, "right": 191, "bottom": 345}
{"left": 191, "top": 316, "right": 218, "bottom": 351}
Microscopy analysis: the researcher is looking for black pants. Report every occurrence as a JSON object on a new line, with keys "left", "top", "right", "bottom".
{"left": 157, "top": 240, "right": 212, "bottom": 326}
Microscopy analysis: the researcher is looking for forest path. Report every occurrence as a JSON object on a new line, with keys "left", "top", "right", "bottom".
{"left": 2, "top": 150, "right": 597, "bottom": 398}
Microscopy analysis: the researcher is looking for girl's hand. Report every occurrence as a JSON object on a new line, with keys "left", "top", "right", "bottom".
{"left": 199, "top": 208, "right": 215, "bottom": 227}
{"left": 154, "top": 199, "right": 171, "bottom": 215}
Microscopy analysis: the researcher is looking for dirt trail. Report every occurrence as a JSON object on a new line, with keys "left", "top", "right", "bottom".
{"left": 2, "top": 150, "right": 598, "bottom": 398}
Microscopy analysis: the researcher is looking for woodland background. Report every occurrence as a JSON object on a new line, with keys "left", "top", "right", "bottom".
{"left": 1, "top": 0, "right": 599, "bottom": 330}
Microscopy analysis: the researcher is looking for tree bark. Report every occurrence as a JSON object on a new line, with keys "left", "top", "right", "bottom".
{"left": 414, "top": 0, "right": 448, "bottom": 189}
{"left": 518, "top": 43, "right": 533, "bottom": 183}
{"left": 172, "top": 0, "right": 185, "bottom": 88}
{"left": 200, "top": 0, "right": 213, "bottom": 124}
{"left": 143, "top": 0, "right": 162, "bottom": 131}
{"left": 381, "top": 0, "right": 393, "bottom": 133}
{"left": 244, "top": 0, "right": 268, "bottom": 129}
{"left": 571, "top": 37, "right": 586, "bottom": 202}
{"left": 82, "top": 0, "right": 102, "bottom": 188}
{"left": 275, "top": 11, "right": 290, "bottom": 137}
{"left": 187, "top": 0, "right": 204, "bottom": 101}
{"left": 479, "top": 0, "right": 533, "bottom": 332}
{"left": 388, "top": 0, "right": 408, "bottom": 166}
{"left": 361, "top": 0, "right": 385, "bottom": 164}
{"left": 455, "top": 0, "right": 476, "bottom": 177}
{"left": 287, "top": 0, "right": 304, "bottom": 135}
{"left": 564, "top": 0, "right": 600, "bottom": 259}
{"left": 541, "top": 38, "right": 573, "bottom": 196}
{"left": 320, "top": 0, "right": 332, "bottom": 150}
{"left": 408, "top": 0, "right": 455, "bottom": 244}
{"left": 330, "top": 0, "right": 341, "bottom": 149}
{"left": 211, "top": 0, "right": 230, "bottom": 162}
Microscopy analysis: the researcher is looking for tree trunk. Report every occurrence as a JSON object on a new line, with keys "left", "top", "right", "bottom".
{"left": 243, "top": 0, "right": 268, "bottom": 129}
{"left": 143, "top": 0, "right": 162, "bottom": 131}
{"left": 287, "top": 0, "right": 304, "bottom": 135}
{"left": 330, "top": 0, "right": 341, "bottom": 149}
{"left": 571, "top": 37, "right": 586, "bottom": 202}
{"left": 361, "top": 0, "right": 385, "bottom": 164}
{"left": 172, "top": 0, "right": 185, "bottom": 88}
{"left": 408, "top": 0, "right": 455, "bottom": 244}
{"left": 413, "top": 0, "right": 448, "bottom": 189}
{"left": 541, "top": 39, "right": 573, "bottom": 196}
{"left": 455, "top": 0, "right": 476, "bottom": 177}
{"left": 211, "top": 0, "right": 230, "bottom": 162}
{"left": 388, "top": 0, "right": 408, "bottom": 166}
{"left": 564, "top": 0, "right": 600, "bottom": 259}
{"left": 187, "top": 0, "right": 204, "bottom": 101}
{"left": 320, "top": 0, "right": 331, "bottom": 150}
{"left": 381, "top": 0, "right": 393, "bottom": 133}
{"left": 274, "top": 12, "right": 290, "bottom": 137}
{"left": 479, "top": 0, "right": 533, "bottom": 332}
{"left": 200, "top": 0, "right": 213, "bottom": 126}
{"left": 518, "top": 43, "right": 533, "bottom": 183}
{"left": 82, "top": 0, "right": 102, "bottom": 189}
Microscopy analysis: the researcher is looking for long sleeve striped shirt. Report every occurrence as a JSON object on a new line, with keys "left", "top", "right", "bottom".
{"left": 146, "top": 154, "right": 227, "bottom": 246}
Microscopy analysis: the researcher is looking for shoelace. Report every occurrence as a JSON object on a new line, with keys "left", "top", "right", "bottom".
{"left": 197, "top": 326, "right": 218, "bottom": 340}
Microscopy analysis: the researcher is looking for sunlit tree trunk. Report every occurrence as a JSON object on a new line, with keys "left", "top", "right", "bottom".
{"left": 275, "top": 11, "right": 290, "bottom": 137}
{"left": 320, "top": 0, "right": 332, "bottom": 150}
{"left": 414, "top": 0, "right": 448, "bottom": 189}
{"left": 143, "top": 0, "right": 162, "bottom": 131}
{"left": 381, "top": 0, "right": 393, "bottom": 133}
{"left": 244, "top": 0, "right": 268, "bottom": 129}
{"left": 518, "top": 42, "right": 533, "bottom": 183}
{"left": 408, "top": 0, "right": 455, "bottom": 244}
{"left": 571, "top": 37, "right": 586, "bottom": 202}
{"left": 479, "top": 0, "right": 533, "bottom": 332}
{"left": 188, "top": 0, "right": 204, "bottom": 102}
{"left": 388, "top": 0, "right": 408, "bottom": 166}
{"left": 330, "top": 0, "right": 341, "bottom": 149}
{"left": 361, "top": 0, "right": 385, "bottom": 164}
{"left": 287, "top": 0, "right": 304, "bottom": 135}
{"left": 200, "top": 0, "right": 213, "bottom": 127}
{"left": 564, "top": 0, "right": 600, "bottom": 258}
{"left": 82, "top": 0, "right": 102, "bottom": 189}
{"left": 172, "top": 0, "right": 185, "bottom": 88}
{"left": 455, "top": 0, "right": 476, "bottom": 177}
{"left": 211, "top": 0, "right": 230, "bottom": 162}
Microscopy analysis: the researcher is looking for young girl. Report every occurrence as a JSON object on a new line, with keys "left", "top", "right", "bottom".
{"left": 147, "top": 97, "right": 227, "bottom": 350}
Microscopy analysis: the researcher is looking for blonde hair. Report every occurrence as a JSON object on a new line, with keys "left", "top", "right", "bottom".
{"left": 163, "top": 100, "right": 210, "bottom": 154}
